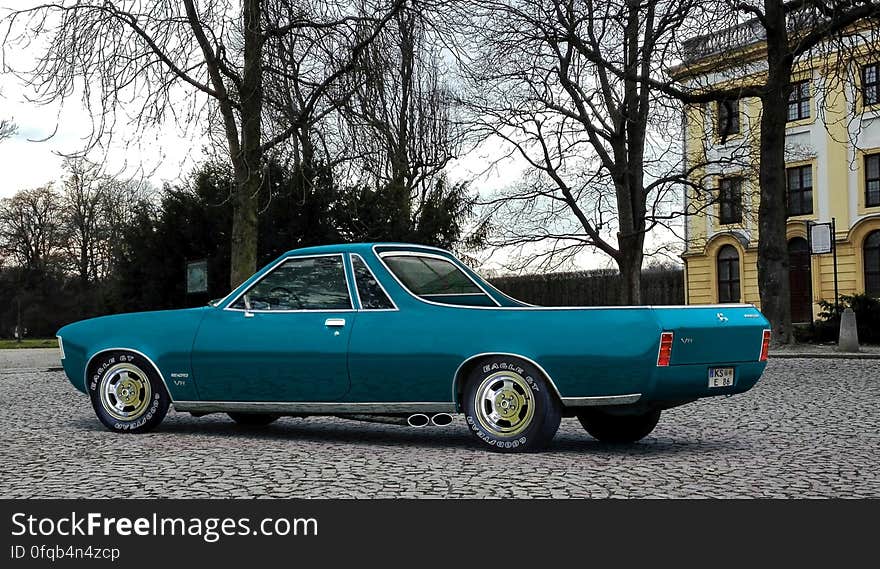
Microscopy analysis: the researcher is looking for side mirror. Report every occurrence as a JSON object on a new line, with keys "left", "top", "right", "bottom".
{"left": 243, "top": 295, "right": 254, "bottom": 318}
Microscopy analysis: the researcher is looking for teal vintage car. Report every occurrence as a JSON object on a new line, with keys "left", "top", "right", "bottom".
{"left": 57, "top": 243, "right": 771, "bottom": 452}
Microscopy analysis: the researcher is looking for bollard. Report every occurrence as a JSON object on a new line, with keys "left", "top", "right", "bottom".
{"left": 837, "top": 307, "right": 860, "bottom": 353}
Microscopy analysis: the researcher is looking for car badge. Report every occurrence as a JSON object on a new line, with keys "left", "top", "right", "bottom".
{"left": 716, "top": 312, "right": 729, "bottom": 323}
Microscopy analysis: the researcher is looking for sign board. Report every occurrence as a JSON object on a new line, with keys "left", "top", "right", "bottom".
{"left": 186, "top": 259, "right": 208, "bottom": 294}
{"left": 809, "top": 222, "right": 833, "bottom": 255}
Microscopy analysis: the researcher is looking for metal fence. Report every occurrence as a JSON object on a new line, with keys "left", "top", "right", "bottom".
{"left": 489, "top": 268, "right": 685, "bottom": 307}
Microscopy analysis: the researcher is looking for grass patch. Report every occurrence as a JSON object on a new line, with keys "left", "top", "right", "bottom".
{"left": 0, "top": 338, "right": 58, "bottom": 349}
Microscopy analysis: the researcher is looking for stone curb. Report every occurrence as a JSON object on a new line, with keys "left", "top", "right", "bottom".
{"left": 769, "top": 352, "right": 880, "bottom": 360}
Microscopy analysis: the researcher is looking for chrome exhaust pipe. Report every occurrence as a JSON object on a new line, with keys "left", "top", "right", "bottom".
{"left": 431, "top": 413, "right": 453, "bottom": 426}
{"left": 407, "top": 413, "right": 430, "bottom": 428}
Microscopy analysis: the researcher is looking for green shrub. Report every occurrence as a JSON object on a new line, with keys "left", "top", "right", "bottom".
{"left": 792, "top": 321, "right": 837, "bottom": 344}
{"left": 816, "top": 293, "right": 880, "bottom": 344}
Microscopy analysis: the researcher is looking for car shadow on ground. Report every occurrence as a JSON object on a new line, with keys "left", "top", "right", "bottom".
{"left": 70, "top": 413, "right": 744, "bottom": 457}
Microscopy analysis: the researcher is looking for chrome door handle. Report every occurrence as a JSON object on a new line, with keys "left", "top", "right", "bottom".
{"left": 324, "top": 318, "right": 346, "bottom": 327}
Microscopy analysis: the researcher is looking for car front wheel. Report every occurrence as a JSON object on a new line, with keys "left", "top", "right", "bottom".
{"left": 577, "top": 408, "right": 661, "bottom": 444}
{"left": 87, "top": 351, "right": 169, "bottom": 434}
{"left": 463, "top": 357, "right": 561, "bottom": 452}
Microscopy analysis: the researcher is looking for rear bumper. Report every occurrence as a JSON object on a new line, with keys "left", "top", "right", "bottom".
{"left": 648, "top": 361, "right": 766, "bottom": 400}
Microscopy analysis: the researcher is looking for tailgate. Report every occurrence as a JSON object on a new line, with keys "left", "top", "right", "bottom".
{"left": 652, "top": 305, "right": 769, "bottom": 365}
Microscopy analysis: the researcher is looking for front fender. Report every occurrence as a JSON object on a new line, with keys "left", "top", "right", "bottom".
{"left": 57, "top": 307, "right": 210, "bottom": 400}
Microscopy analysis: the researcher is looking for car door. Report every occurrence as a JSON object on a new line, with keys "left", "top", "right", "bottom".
{"left": 191, "top": 254, "right": 354, "bottom": 402}
{"left": 344, "top": 251, "right": 493, "bottom": 403}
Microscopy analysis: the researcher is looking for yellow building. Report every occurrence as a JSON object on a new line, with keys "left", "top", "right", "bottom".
{"left": 675, "top": 21, "right": 880, "bottom": 322}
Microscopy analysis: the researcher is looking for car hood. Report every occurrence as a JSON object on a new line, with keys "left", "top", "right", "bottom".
{"left": 58, "top": 306, "right": 212, "bottom": 340}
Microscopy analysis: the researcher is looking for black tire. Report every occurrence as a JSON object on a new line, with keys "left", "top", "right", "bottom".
{"left": 227, "top": 413, "right": 280, "bottom": 426}
{"left": 577, "top": 409, "right": 661, "bottom": 444}
{"left": 87, "top": 350, "right": 169, "bottom": 434}
{"left": 463, "top": 356, "right": 561, "bottom": 452}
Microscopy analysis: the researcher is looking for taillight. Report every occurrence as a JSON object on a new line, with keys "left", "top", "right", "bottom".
{"left": 657, "top": 331, "right": 674, "bottom": 367}
{"left": 759, "top": 329, "right": 771, "bottom": 361}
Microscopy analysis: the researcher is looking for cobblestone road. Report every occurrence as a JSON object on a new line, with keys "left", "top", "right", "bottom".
{"left": 1, "top": 355, "right": 878, "bottom": 498}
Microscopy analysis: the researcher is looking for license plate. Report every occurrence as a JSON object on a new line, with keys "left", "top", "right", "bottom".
{"left": 708, "top": 367, "right": 734, "bottom": 388}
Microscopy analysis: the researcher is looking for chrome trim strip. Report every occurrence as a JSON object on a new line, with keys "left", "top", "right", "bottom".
{"left": 223, "top": 253, "right": 355, "bottom": 313}
{"left": 57, "top": 335, "right": 65, "bottom": 360}
{"left": 375, "top": 248, "right": 502, "bottom": 307}
{"left": 350, "top": 253, "right": 399, "bottom": 311}
{"left": 652, "top": 304, "right": 754, "bottom": 309}
{"left": 84, "top": 348, "right": 173, "bottom": 401}
{"left": 226, "top": 308, "right": 356, "bottom": 314}
{"left": 421, "top": 292, "right": 487, "bottom": 297}
{"left": 560, "top": 393, "right": 642, "bottom": 407}
{"left": 451, "top": 352, "right": 564, "bottom": 400}
{"left": 173, "top": 401, "right": 457, "bottom": 414}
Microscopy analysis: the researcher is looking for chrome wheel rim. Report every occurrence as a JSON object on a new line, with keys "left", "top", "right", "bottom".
{"left": 474, "top": 370, "right": 535, "bottom": 437}
{"left": 99, "top": 363, "right": 152, "bottom": 421}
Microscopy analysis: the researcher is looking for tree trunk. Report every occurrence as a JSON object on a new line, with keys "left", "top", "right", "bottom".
{"left": 229, "top": 0, "right": 264, "bottom": 288}
{"left": 757, "top": 0, "right": 794, "bottom": 344}
{"left": 613, "top": 3, "right": 647, "bottom": 307}
{"left": 617, "top": 249, "right": 643, "bottom": 305}
{"left": 230, "top": 163, "right": 260, "bottom": 288}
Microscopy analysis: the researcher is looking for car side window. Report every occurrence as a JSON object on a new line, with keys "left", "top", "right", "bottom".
{"left": 351, "top": 254, "right": 395, "bottom": 309}
{"left": 382, "top": 254, "right": 483, "bottom": 296}
{"left": 231, "top": 256, "right": 352, "bottom": 311}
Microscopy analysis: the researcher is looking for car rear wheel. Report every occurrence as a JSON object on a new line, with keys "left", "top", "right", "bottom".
{"left": 463, "top": 356, "right": 561, "bottom": 452}
{"left": 227, "top": 413, "right": 280, "bottom": 426}
{"left": 87, "top": 351, "right": 169, "bottom": 434}
{"left": 577, "top": 408, "right": 661, "bottom": 444}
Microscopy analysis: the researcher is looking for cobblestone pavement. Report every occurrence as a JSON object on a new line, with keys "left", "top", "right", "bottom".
{"left": 1, "top": 358, "right": 878, "bottom": 498}
{"left": 0, "top": 348, "right": 59, "bottom": 371}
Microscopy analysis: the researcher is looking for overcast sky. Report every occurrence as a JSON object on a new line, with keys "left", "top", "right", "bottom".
{"left": 0, "top": 1, "right": 677, "bottom": 273}
{"left": 0, "top": 33, "right": 509, "bottom": 200}
{"left": 0, "top": 0, "right": 207, "bottom": 197}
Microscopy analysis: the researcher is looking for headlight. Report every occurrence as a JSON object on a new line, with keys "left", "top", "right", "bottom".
{"left": 57, "top": 336, "right": 65, "bottom": 360}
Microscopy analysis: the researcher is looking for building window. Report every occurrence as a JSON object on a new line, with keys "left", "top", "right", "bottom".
{"left": 717, "top": 99, "right": 740, "bottom": 137}
{"left": 863, "top": 63, "right": 880, "bottom": 107}
{"left": 866, "top": 154, "right": 880, "bottom": 207}
{"left": 717, "top": 245, "right": 741, "bottom": 303}
{"left": 787, "top": 80, "right": 810, "bottom": 121}
{"left": 718, "top": 177, "right": 742, "bottom": 224}
{"left": 866, "top": 230, "right": 880, "bottom": 297}
{"left": 786, "top": 165, "right": 813, "bottom": 216}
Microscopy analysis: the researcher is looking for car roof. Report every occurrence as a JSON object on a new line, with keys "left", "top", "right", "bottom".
{"left": 282, "top": 242, "right": 451, "bottom": 257}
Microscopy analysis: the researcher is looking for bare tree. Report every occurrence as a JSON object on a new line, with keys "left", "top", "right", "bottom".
{"left": 60, "top": 159, "right": 105, "bottom": 285}
{"left": 3, "top": 1, "right": 402, "bottom": 288}
{"left": 341, "top": 0, "right": 458, "bottom": 227}
{"left": 0, "top": 118, "right": 15, "bottom": 143}
{"left": 662, "top": 1, "right": 880, "bottom": 343}
{"left": 457, "top": 0, "right": 740, "bottom": 303}
{"left": 0, "top": 186, "right": 64, "bottom": 275}
{"left": 0, "top": 86, "right": 14, "bottom": 143}
{"left": 57, "top": 158, "right": 137, "bottom": 285}
{"left": 259, "top": 1, "right": 408, "bottom": 187}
